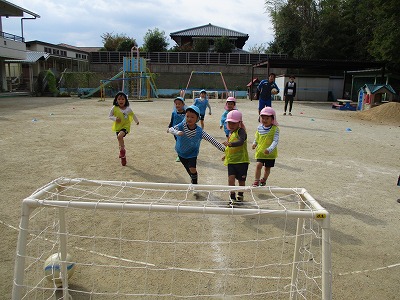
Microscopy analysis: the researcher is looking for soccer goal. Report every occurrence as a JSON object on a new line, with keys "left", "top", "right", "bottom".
{"left": 13, "top": 177, "right": 332, "bottom": 300}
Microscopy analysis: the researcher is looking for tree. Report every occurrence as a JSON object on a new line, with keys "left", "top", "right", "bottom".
{"left": 248, "top": 43, "right": 268, "bottom": 54}
{"left": 101, "top": 32, "right": 136, "bottom": 51}
{"left": 214, "top": 36, "right": 234, "bottom": 53}
{"left": 368, "top": 0, "right": 400, "bottom": 70}
{"left": 142, "top": 28, "right": 169, "bottom": 52}
{"left": 193, "top": 38, "right": 209, "bottom": 52}
{"left": 117, "top": 39, "right": 138, "bottom": 52}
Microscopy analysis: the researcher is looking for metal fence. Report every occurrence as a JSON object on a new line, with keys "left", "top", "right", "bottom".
{"left": 89, "top": 52, "right": 287, "bottom": 65}
{"left": 1, "top": 31, "right": 24, "bottom": 43}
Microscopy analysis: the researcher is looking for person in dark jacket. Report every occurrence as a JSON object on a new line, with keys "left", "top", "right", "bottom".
{"left": 283, "top": 76, "right": 297, "bottom": 116}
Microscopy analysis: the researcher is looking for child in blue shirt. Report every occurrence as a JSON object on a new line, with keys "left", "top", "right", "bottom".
{"left": 168, "top": 105, "right": 225, "bottom": 186}
{"left": 193, "top": 89, "right": 212, "bottom": 129}
{"left": 220, "top": 96, "right": 237, "bottom": 139}
{"left": 168, "top": 96, "right": 186, "bottom": 162}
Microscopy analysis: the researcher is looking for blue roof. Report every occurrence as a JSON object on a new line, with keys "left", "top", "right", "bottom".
{"left": 360, "top": 84, "right": 396, "bottom": 94}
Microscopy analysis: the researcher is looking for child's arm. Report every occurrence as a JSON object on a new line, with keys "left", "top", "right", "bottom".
{"left": 252, "top": 131, "right": 259, "bottom": 149}
{"left": 265, "top": 127, "right": 280, "bottom": 154}
{"left": 168, "top": 113, "right": 174, "bottom": 129}
{"left": 133, "top": 114, "right": 139, "bottom": 125}
{"left": 220, "top": 111, "right": 227, "bottom": 128}
{"left": 108, "top": 107, "right": 117, "bottom": 121}
{"left": 201, "top": 131, "right": 225, "bottom": 152}
{"left": 224, "top": 128, "right": 246, "bottom": 147}
{"left": 207, "top": 101, "right": 212, "bottom": 115}
{"left": 127, "top": 107, "right": 139, "bottom": 125}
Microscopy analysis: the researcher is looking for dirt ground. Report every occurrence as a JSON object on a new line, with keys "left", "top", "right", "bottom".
{"left": 0, "top": 96, "right": 399, "bottom": 299}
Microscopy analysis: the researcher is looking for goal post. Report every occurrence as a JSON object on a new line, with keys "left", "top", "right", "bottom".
{"left": 13, "top": 177, "right": 332, "bottom": 299}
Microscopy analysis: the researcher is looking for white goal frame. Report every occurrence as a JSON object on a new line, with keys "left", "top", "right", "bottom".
{"left": 12, "top": 177, "right": 332, "bottom": 300}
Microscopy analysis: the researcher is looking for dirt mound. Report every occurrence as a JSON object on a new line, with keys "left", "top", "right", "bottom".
{"left": 353, "top": 102, "right": 400, "bottom": 125}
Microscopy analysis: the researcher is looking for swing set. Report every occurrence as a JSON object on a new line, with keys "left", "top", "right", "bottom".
{"left": 182, "top": 71, "right": 233, "bottom": 99}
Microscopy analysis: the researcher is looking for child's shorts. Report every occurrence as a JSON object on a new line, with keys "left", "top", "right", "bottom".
{"left": 199, "top": 114, "right": 205, "bottom": 120}
{"left": 228, "top": 163, "right": 249, "bottom": 181}
{"left": 116, "top": 129, "right": 128, "bottom": 136}
{"left": 179, "top": 156, "right": 197, "bottom": 170}
{"left": 256, "top": 159, "right": 275, "bottom": 167}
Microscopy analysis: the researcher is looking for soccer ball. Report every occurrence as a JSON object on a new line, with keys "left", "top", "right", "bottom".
{"left": 271, "top": 88, "right": 278, "bottom": 95}
{"left": 44, "top": 253, "right": 76, "bottom": 285}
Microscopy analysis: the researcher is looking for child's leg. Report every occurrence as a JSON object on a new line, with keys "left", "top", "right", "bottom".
{"left": 253, "top": 162, "right": 263, "bottom": 186}
{"left": 188, "top": 167, "right": 198, "bottom": 184}
{"left": 200, "top": 119, "right": 204, "bottom": 129}
{"left": 117, "top": 132, "right": 125, "bottom": 147}
{"left": 237, "top": 179, "right": 246, "bottom": 201}
{"left": 117, "top": 131, "right": 126, "bottom": 158}
{"left": 262, "top": 166, "right": 271, "bottom": 181}
{"left": 228, "top": 174, "right": 236, "bottom": 200}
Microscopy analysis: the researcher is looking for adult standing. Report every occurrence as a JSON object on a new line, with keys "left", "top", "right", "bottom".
{"left": 283, "top": 75, "right": 297, "bottom": 116}
{"left": 256, "top": 73, "right": 279, "bottom": 115}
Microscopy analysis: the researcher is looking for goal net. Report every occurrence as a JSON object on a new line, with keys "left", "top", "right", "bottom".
{"left": 13, "top": 178, "right": 331, "bottom": 300}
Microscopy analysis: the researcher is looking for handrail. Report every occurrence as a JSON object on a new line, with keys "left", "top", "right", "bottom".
{"left": 0, "top": 31, "right": 24, "bottom": 43}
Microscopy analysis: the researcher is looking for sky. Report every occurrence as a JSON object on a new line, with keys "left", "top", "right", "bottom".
{"left": 2, "top": 0, "right": 274, "bottom": 51}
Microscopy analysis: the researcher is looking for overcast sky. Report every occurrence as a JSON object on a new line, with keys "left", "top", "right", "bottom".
{"left": 2, "top": 0, "right": 274, "bottom": 50}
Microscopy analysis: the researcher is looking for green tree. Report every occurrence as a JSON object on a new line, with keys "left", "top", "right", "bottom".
{"left": 117, "top": 38, "right": 138, "bottom": 52}
{"left": 248, "top": 43, "right": 268, "bottom": 54}
{"left": 193, "top": 38, "right": 209, "bottom": 52}
{"left": 368, "top": 0, "right": 400, "bottom": 70}
{"left": 143, "top": 28, "right": 169, "bottom": 52}
{"left": 214, "top": 36, "right": 233, "bottom": 53}
{"left": 101, "top": 32, "right": 135, "bottom": 51}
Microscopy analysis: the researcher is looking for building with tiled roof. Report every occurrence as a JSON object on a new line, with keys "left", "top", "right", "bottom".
{"left": 170, "top": 23, "right": 249, "bottom": 51}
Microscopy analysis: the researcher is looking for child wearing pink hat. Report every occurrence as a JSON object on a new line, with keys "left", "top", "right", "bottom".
{"left": 252, "top": 107, "right": 280, "bottom": 187}
{"left": 220, "top": 96, "right": 237, "bottom": 138}
{"left": 222, "top": 110, "right": 249, "bottom": 204}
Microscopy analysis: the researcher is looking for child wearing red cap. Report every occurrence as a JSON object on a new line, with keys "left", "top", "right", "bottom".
{"left": 252, "top": 107, "right": 280, "bottom": 187}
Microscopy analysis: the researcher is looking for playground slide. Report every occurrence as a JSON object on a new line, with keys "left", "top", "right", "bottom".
{"left": 80, "top": 70, "right": 124, "bottom": 99}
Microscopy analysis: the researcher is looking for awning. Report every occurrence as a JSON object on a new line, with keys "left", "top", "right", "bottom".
{"left": 5, "top": 51, "right": 50, "bottom": 63}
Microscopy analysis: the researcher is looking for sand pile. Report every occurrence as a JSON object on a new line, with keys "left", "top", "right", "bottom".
{"left": 353, "top": 102, "right": 400, "bottom": 125}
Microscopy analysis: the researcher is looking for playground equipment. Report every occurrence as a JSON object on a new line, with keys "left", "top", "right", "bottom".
{"left": 182, "top": 71, "right": 232, "bottom": 99}
{"left": 85, "top": 47, "right": 158, "bottom": 100}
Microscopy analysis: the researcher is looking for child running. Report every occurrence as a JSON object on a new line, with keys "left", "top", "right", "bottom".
{"left": 222, "top": 110, "right": 249, "bottom": 205}
{"left": 167, "top": 96, "right": 186, "bottom": 162}
{"left": 252, "top": 107, "right": 279, "bottom": 187}
{"left": 168, "top": 105, "right": 225, "bottom": 186}
{"left": 220, "top": 96, "right": 237, "bottom": 139}
{"left": 108, "top": 91, "right": 139, "bottom": 166}
{"left": 193, "top": 89, "right": 212, "bottom": 129}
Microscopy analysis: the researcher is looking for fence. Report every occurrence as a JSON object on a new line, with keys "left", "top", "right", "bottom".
{"left": 90, "top": 52, "right": 288, "bottom": 65}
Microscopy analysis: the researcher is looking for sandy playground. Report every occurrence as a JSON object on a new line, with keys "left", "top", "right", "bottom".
{"left": 0, "top": 96, "right": 399, "bottom": 299}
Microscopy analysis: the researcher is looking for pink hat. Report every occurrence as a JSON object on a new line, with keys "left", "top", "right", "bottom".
{"left": 224, "top": 96, "right": 237, "bottom": 110}
{"left": 226, "top": 110, "right": 246, "bottom": 131}
{"left": 226, "top": 109, "right": 242, "bottom": 123}
{"left": 260, "top": 106, "right": 278, "bottom": 125}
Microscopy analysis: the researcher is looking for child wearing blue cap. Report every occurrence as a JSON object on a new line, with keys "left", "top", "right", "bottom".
{"left": 193, "top": 89, "right": 212, "bottom": 129}
{"left": 168, "top": 105, "right": 225, "bottom": 186}
{"left": 167, "top": 96, "right": 186, "bottom": 162}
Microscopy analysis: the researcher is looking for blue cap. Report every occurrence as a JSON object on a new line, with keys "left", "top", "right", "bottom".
{"left": 174, "top": 96, "right": 185, "bottom": 103}
{"left": 199, "top": 89, "right": 206, "bottom": 94}
{"left": 186, "top": 105, "right": 200, "bottom": 121}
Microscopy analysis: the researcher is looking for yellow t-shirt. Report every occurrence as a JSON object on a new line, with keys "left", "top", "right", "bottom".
{"left": 224, "top": 128, "right": 249, "bottom": 165}
{"left": 254, "top": 125, "right": 278, "bottom": 159}
{"left": 111, "top": 106, "right": 134, "bottom": 133}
